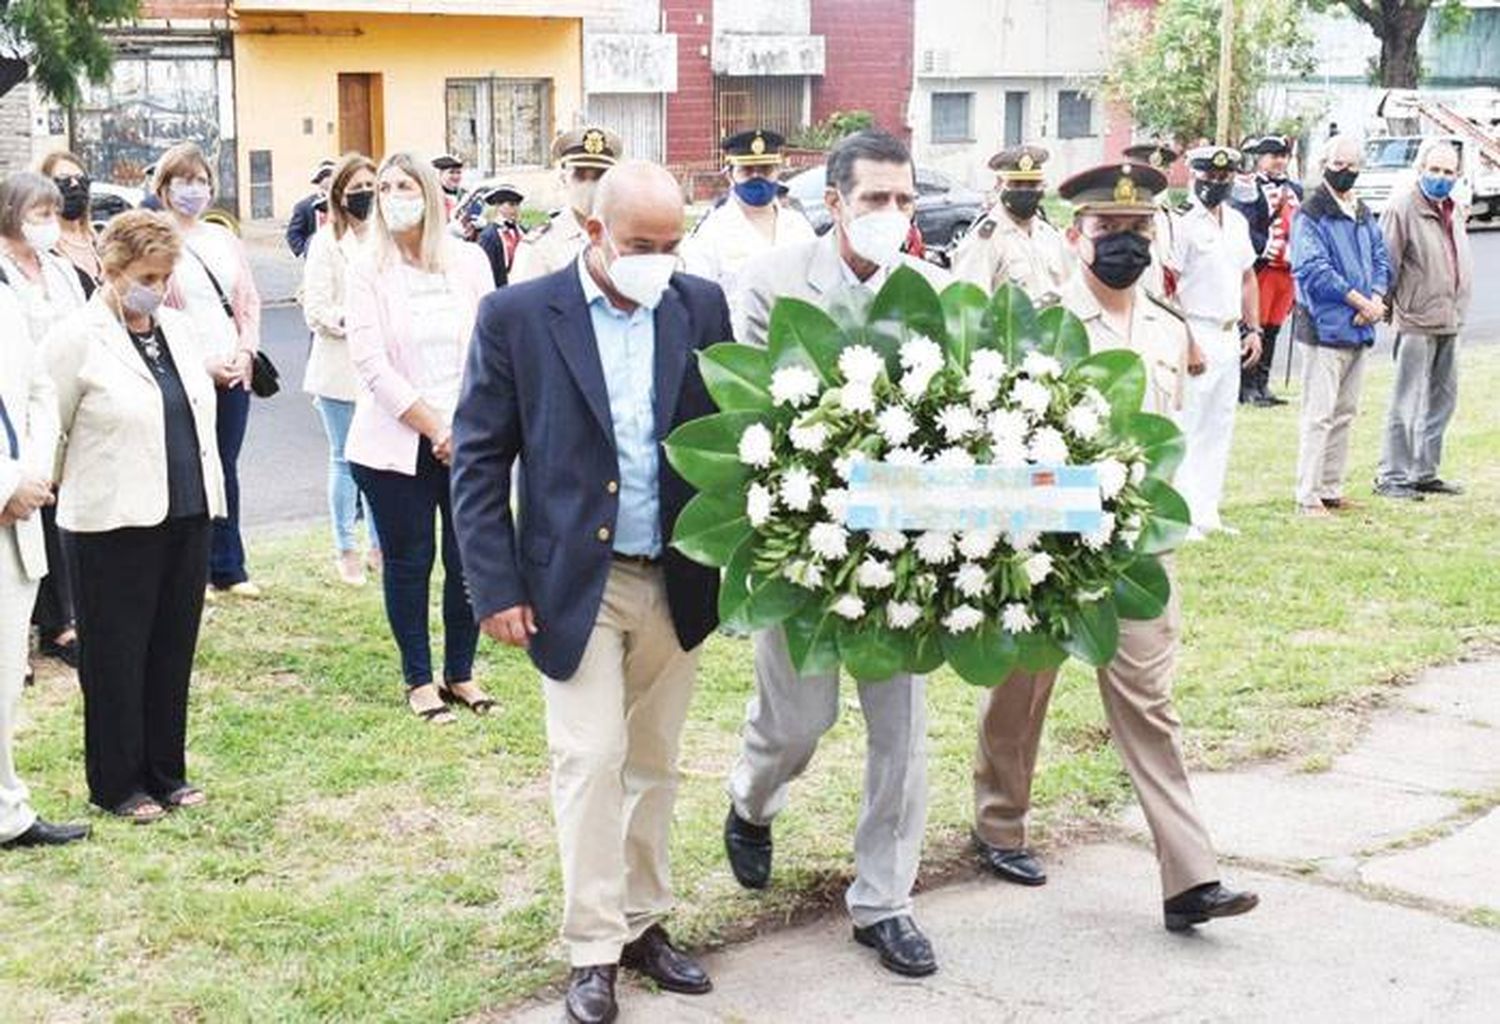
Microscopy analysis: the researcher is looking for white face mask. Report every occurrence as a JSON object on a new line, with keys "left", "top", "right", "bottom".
{"left": 604, "top": 231, "right": 677, "bottom": 309}
{"left": 22, "top": 218, "right": 61, "bottom": 253}
{"left": 842, "top": 208, "right": 909, "bottom": 267}
{"left": 381, "top": 193, "right": 426, "bottom": 232}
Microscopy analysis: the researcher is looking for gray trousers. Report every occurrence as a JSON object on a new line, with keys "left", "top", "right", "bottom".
{"left": 728, "top": 627, "right": 928, "bottom": 927}
{"left": 1377, "top": 333, "right": 1459, "bottom": 488}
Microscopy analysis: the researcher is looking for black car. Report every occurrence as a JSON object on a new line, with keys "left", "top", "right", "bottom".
{"left": 781, "top": 163, "right": 985, "bottom": 263}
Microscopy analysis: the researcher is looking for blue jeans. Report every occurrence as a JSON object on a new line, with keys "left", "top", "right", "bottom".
{"left": 210, "top": 385, "right": 250, "bottom": 588}
{"left": 313, "top": 397, "right": 380, "bottom": 554}
{"left": 351, "top": 440, "right": 477, "bottom": 689}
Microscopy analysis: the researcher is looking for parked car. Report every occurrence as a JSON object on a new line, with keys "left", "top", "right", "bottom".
{"left": 781, "top": 163, "right": 985, "bottom": 264}
{"left": 88, "top": 182, "right": 142, "bottom": 230}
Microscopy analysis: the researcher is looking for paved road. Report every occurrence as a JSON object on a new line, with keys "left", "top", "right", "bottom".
{"left": 239, "top": 227, "right": 1500, "bottom": 532}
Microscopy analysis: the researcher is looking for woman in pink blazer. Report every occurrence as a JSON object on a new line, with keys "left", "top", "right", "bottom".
{"left": 346, "top": 152, "right": 496, "bottom": 724}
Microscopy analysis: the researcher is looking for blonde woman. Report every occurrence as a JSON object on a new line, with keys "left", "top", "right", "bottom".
{"left": 39, "top": 151, "right": 103, "bottom": 296}
{"left": 154, "top": 141, "right": 263, "bottom": 598}
{"left": 302, "top": 153, "right": 381, "bottom": 585}
{"left": 46, "top": 211, "right": 225, "bottom": 822}
{"left": 345, "top": 152, "right": 494, "bottom": 723}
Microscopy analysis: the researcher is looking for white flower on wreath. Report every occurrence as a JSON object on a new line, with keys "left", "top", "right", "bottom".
{"left": 876, "top": 405, "right": 918, "bottom": 447}
{"left": 915, "top": 531, "right": 955, "bottom": 565}
{"left": 783, "top": 559, "right": 825, "bottom": 589}
{"left": 871, "top": 530, "right": 908, "bottom": 554}
{"left": 1021, "top": 351, "right": 1062, "bottom": 380}
{"left": 738, "top": 422, "right": 774, "bottom": 467}
{"left": 1130, "top": 460, "right": 1147, "bottom": 485}
{"left": 964, "top": 373, "right": 1002, "bottom": 410}
{"left": 789, "top": 421, "right": 829, "bottom": 454}
{"left": 885, "top": 446, "right": 925, "bottom": 467}
{"left": 746, "top": 482, "right": 775, "bottom": 527}
{"left": 944, "top": 604, "right": 984, "bottom": 634}
{"left": 886, "top": 601, "right": 922, "bottom": 630}
{"left": 953, "top": 562, "right": 990, "bottom": 599}
{"left": 809, "top": 521, "right": 849, "bottom": 561}
{"left": 970, "top": 349, "right": 1008, "bottom": 381}
{"left": 931, "top": 446, "right": 976, "bottom": 469}
{"left": 856, "top": 558, "right": 896, "bottom": 590}
{"left": 822, "top": 487, "right": 851, "bottom": 521}
{"left": 1008, "top": 529, "right": 1041, "bottom": 552}
{"left": 988, "top": 408, "right": 1029, "bottom": 448}
{"left": 1001, "top": 602, "right": 1037, "bottom": 634}
{"left": 1012, "top": 378, "right": 1053, "bottom": 418}
{"left": 899, "top": 336, "right": 944, "bottom": 400}
{"left": 1024, "top": 551, "right": 1054, "bottom": 585}
{"left": 1065, "top": 403, "right": 1103, "bottom": 441}
{"left": 833, "top": 453, "right": 863, "bottom": 482}
{"left": 839, "top": 345, "right": 885, "bottom": 387}
{"left": 958, "top": 530, "right": 999, "bottom": 560}
{"left": 1082, "top": 512, "right": 1116, "bottom": 551}
{"left": 1096, "top": 457, "right": 1129, "bottom": 500}
{"left": 1081, "top": 386, "right": 1110, "bottom": 419}
{"left": 780, "top": 466, "right": 816, "bottom": 512}
{"left": 1028, "top": 426, "right": 1070, "bottom": 466}
{"left": 770, "top": 365, "right": 821, "bottom": 408}
{"left": 832, "top": 593, "right": 866, "bottom": 620}
{"left": 839, "top": 381, "right": 877, "bottom": 414}
{"left": 915, "top": 572, "right": 939, "bottom": 597}
{"left": 1118, "top": 516, "right": 1143, "bottom": 548}
{"left": 937, "top": 403, "right": 983, "bottom": 442}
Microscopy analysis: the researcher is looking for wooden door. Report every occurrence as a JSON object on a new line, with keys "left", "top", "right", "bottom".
{"left": 339, "top": 74, "right": 374, "bottom": 157}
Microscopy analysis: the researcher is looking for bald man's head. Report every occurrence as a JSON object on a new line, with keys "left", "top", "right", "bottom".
{"left": 584, "top": 160, "right": 686, "bottom": 309}
{"left": 591, "top": 160, "right": 684, "bottom": 234}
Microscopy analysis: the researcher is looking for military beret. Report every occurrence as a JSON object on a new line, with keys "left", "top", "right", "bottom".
{"left": 552, "top": 126, "right": 623, "bottom": 170}
{"left": 722, "top": 128, "right": 785, "bottom": 167}
{"left": 1122, "top": 142, "right": 1180, "bottom": 170}
{"left": 1056, "top": 161, "right": 1167, "bottom": 214}
{"left": 431, "top": 154, "right": 464, "bottom": 171}
{"left": 1187, "top": 145, "right": 1241, "bottom": 172}
{"left": 988, "top": 144, "right": 1050, "bottom": 182}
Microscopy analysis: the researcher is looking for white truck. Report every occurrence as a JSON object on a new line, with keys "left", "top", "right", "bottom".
{"left": 1355, "top": 91, "right": 1500, "bottom": 222}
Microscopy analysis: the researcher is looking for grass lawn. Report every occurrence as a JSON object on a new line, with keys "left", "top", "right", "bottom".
{"left": 5, "top": 345, "right": 1500, "bottom": 1022}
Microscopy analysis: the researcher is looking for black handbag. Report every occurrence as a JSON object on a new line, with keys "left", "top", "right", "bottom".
{"left": 185, "top": 245, "right": 280, "bottom": 398}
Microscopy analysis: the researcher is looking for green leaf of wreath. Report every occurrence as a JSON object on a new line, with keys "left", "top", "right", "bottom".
{"left": 671, "top": 491, "right": 751, "bottom": 568}
{"left": 783, "top": 602, "right": 842, "bottom": 676}
{"left": 662, "top": 410, "right": 766, "bottom": 492}
{"left": 767, "top": 297, "right": 846, "bottom": 385}
{"left": 939, "top": 281, "right": 990, "bottom": 369}
{"left": 1016, "top": 632, "right": 1069, "bottom": 672}
{"left": 941, "top": 622, "right": 1022, "bottom": 687}
{"left": 1035, "top": 305, "right": 1091, "bottom": 368}
{"left": 1128, "top": 412, "right": 1187, "bottom": 481}
{"left": 1137, "top": 478, "right": 1191, "bottom": 554}
{"left": 698, "top": 343, "right": 771, "bottom": 412}
{"left": 1112, "top": 555, "right": 1171, "bottom": 620}
{"left": 719, "top": 537, "right": 811, "bottom": 632}
{"left": 1061, "top": 598, "right": 1120, "bottom": 667}
{"left": 906, "top": 628, "right": 946, "bottom": 674}
{"left": 1070, "top": 349, "right": 1147, "bottom": 430}
{"left": 986, "top": 283, "right": 1038, "bottom": 361}
{"left": 869, "top": 265, "right": 947, "bottom": 343}
{"left": 837, "top": 618, "right": 909, "bottom": 683}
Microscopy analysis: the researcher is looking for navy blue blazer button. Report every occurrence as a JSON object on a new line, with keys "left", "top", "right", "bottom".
{"left": 606, "top": 480, "right": 619, "bottom": 494}
{"left": 597, "top": 526, "right": 611, "bottom": 542}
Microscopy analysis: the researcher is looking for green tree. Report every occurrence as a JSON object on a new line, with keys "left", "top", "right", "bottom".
{"left": 1103, "top": 0, "right": 1317, "bottom": 148}
{"left": 1, "top": 0, "right": 141, "bottom": 106}
{"left": 1311, "top": 1, "right": 1470, "bottom": 88}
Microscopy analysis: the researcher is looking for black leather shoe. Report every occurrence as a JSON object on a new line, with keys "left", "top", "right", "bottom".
{"left": 1414, "top": 478, "right": 1464, "bottom": 496}
{"left": 1373, "top": 482, "right": 1425, "bottom": 501}
{"left": 724, "top": 806, "right": 772, "bottom": 890}
{"left": 974, "top": 838, "right": 1047, "bottom": 886}
{"left": 621, "top": 924, "right": 712, "bottom": 994}
{"left": 564, "top": 965, "right": 618, "bottom": 1024}
{"left": 1163, "top": 882, "right": 1259, "bottom": 932}
{"left": 852, "top": 915, "right": 937, "bottom": 977}
{"left": 1, "top": 819, "right": 90, "bottom": 849}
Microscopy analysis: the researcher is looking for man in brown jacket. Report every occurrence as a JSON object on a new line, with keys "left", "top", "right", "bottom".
{"left": 1375, "top": 141, "right": 1473, "bottom": 499}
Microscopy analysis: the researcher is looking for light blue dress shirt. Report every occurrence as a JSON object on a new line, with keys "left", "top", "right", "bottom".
{"left": 578, "top": 255, "right": 661, "bottom": 557}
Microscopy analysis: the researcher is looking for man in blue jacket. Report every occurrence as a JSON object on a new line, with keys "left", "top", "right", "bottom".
{"left": 1289, "top": 134, "right": 1391, "bottom": 517}
{"left": 450, "top": 160, "right": 725, "bottom": 1024}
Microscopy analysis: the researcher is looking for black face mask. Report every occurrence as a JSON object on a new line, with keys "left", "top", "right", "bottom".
{"left": 1088, "top": 231, "right": 1154, "bottom": 290}
{"left": 1194, "top": 179, "right": 1232, "bottom": 208}
{"left": 56, "top": 176, "right": 91, "bottom": 221}
{"left": 1000, "top": 189, "right": 1042, "bottom": 221}
{"left": 1324, "top": 166, "right": 1359, "bottom": 193}
{"left": 344, "top": 189, "right": 375, "bottom": 222}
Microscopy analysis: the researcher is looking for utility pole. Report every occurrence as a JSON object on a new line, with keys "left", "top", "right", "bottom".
{"left": 1216, "top": 0, "right": 1235, "bottom": 144}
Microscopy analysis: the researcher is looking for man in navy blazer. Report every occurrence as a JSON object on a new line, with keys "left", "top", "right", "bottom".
{"left": 451, "top": 160, "right": 725, "bottom": 1024}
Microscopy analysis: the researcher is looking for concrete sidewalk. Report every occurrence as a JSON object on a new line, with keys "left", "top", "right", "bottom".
{"left": 504, "top": 658, "right": 1500, "bottom": 1023}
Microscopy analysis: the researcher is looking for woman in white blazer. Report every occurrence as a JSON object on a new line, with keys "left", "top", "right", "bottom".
{"left": 45, "top": 211, "right": 226, "bottom": 824}
{"left": 302, "top": 152, "right": 381, "bottom": 586}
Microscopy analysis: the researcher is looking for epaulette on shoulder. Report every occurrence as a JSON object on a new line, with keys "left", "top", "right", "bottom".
{"left": 1144, "top": 290, "right": 1187, "bottom": 322}
{"left": 1174, "top": 200, "right": 1193, "bottom": 216}
{"left": 976, "top": 217, "right": 997, "bottom": 240}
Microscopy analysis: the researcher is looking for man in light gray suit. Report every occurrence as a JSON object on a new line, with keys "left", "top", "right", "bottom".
{"left": 724, "top": 130, "right": 950, "bottom": 977}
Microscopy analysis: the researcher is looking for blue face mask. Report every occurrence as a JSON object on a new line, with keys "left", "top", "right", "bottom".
{"left": 1420, "top": 174, "right": 1455, "bottom": 201}
{"left": 733, "top": 176, "right": 779, "bottom": 208}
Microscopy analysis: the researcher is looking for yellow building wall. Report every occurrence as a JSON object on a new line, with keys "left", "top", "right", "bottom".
{"left": 232, "top": 11, "right": 583, "bottom": 219}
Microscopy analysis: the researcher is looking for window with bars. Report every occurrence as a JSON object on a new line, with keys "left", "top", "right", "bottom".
{"left": 445, "top": 77, "right": 553, "bottom": 174}
{"left": 930, "top": 92, "right": 974, "bottom": 144}
{"left": 713, "top": 75, "right": 806, "bottom": 145}
{"left": 1057, "top": 89, "right": 1093, "bottom": 139}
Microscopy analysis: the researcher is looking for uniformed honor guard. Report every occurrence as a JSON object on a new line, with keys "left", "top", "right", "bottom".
{"left": 510, "top": 126, "right": 622, "bottom": 284}
{"left": 951, "top": 144, "right": 1069, "bottom": 302}
{"left": 680, "top": 128, "right": 815, "bottom": 336}
{"left": 1231, "top": 135, "right": 1302, "bottom": 406}
{"left": 972, "top": 160, "right": 1258, "bottom": 934}
{"left": 1166, "top": 145, "right": 1261, "bottom": 537}
{"left": 1122, "top": 142, "right": 1181, "bottom": 298}
{"left": 475, "top": 183, "right": 526, "bottom": 288}
{"left": 432, "top": 154, "right": 465, "bottom": 220}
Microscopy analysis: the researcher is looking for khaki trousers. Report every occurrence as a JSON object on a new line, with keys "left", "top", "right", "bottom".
{"left": 1296, "top": 344, "right": 1368, "bottom": 507}
{"left": 973, "top": 576, "right": 1219, "bottom": 898}
{"left": 1, "top": 530, "right": 40, "bottom": 843}
{"left": 542, "top": 561, "right": 701, "bottom": 967}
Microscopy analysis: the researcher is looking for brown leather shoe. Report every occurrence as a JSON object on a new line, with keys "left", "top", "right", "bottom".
{"left": 620, "top": 924, "right": 712, "bottom": 994}
{"left": 564, "top": 965, "right": 617, "bottom": 1024}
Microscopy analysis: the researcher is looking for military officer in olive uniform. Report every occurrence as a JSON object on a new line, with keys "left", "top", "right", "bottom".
{"left": 1123, "top": 142, "right": 1182, "bottom": 298}
{"left": 510, "top": 126, "right": 622, "bottom": 284}
{"left": 681, "top": 129, "right": 815, "bottom": 336}
{"left": 951, "top": 144, "right": 1069, "bottom": 302}
{"left": 972, "top": 161, "right": 1259, "bottom": 935}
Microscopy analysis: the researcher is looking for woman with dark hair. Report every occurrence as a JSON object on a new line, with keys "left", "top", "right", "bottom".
{"left": 39, "top": 150, "right": 102, "bottom": 297}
